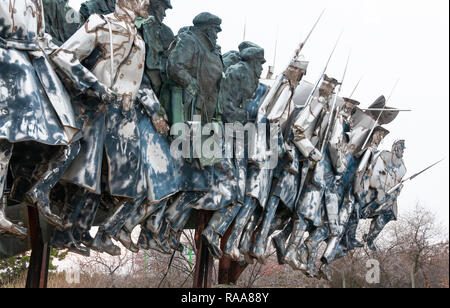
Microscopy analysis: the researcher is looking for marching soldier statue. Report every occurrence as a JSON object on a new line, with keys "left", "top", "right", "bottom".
{"left": 165, "top": 12, "right": 224, "bottom": 125}
{"left": 138, "top": 0, "right": 174, "bottom": 97}
{"left": 49, "top": 0, "right": 151, "bottom": 256}
{"left": 1, "top": 0, "right": 82, "bottom": 235}
{"left": 201, "top": 42, "right": 266, "bottom": 258}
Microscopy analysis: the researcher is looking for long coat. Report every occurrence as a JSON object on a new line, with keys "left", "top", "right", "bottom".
{"left": 0, "top": 0, "right": 80, "bottom": 146}
{"left": 50, "top": 8, "right": 147, "bottom": 199}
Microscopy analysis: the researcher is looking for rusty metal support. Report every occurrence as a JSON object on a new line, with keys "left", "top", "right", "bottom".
{"left": 218, "top": 224, "right": 248, "bottom": 285}
{"left": 193, "top": 210, "right": 214, "bottom": 288}
{"left": 25, "top": 206, "right": 50, "bottom": 288}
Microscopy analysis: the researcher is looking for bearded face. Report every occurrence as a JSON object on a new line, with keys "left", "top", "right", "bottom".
{"left": 149, "top": 1, "right": 168, "bottom": 23}
{"left": 393, "top": 141, "right": 406, "bottom": 159}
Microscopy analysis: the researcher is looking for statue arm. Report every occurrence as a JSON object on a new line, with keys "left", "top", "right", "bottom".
{"left": 167, "top": 35, "right": 198, "bottom": 94}
{"left": 50, "top": 14, "right": 107, "bottom": 93}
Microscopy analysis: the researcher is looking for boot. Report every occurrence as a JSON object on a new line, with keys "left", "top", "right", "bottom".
{"left": 250, "top": 196, "right": 279, "bottom": 263}
{"left": 0, "top": 202, "right": 27, "bottom": 238}
{"left": 224, "top": 198, "right": 257, "bottom": 260}
{"left": 318, "top": 263, "right": 332, "bottom": 281}
{"left": 168, "top": 229, "right": 184, "bottom": 252}
{"left": 90, "top": 230, "right": 121, "bottom": 256}
{"left": 0, "top": 141, "right": 27, "bottom": 238}
{"left": 26, "top": 142, "right": 80, "bottom": 229}
{"left": 202, "top": 227, "right": 222, "bottom": 259}
{"left": 283, "top": 217, "right": 308, "bottom": 269}
{"left": 102, "top": 195, "right": 146, "bottom": 238}
{"left": 272, "top": 219, "right": 294, "bottom": 265}
{"left": 116, "top": 229, "right": 139, "bottom": 253}
{"left": 52, "top": 229, "right": 90, "bottom": 256}
{"left": 239, "top": 207, "right": 262, "bottom": 265}
{"left": 305, "top": 225, "right": 329, "bottom": 277}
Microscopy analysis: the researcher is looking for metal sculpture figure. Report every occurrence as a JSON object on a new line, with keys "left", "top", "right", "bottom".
{"left": 201, "top": 42, "right": 266, "bottom": 258}
{"left": 49, "top": 0, "right": 151, "bottom": 255}
{"left": 1, "top": 0, "right": 82, "bottom": 234}
{"left": 138, "top": 0, "right": 174, "bottom": 97}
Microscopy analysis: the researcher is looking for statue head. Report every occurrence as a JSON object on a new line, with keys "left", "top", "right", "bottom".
{"left": 342, "top": 97, "right": 360, "bottom": 116}
{"left": 239, "top": 43, "right": 266, "bottom": 78}
{"left": 392, "top": 140, "right": 406, "bottom": 159}
{"left": 193, "top": 12, "right": 222, "bottom": 47}
{"left": 223, "top": 51, "right": 240, "bottom": 69}
{"left": 369, "top": 126, "right": 390, "bottom": 148}
{"left": 149, "top": 0, "right": 172, "bottom": 24}
{"left": 117, "top": 0, "right": 150, "bottom": 19}
{"left": 284, "top": 60, "right": 308, "bottom": 87}
{"left": 319, "top": 75, "right": 339, "bottom": 99}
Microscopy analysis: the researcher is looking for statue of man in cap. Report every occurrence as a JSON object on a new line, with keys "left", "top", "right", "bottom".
{"left": 200, "top": 42, "right": 266, "bottom": 258}
{"left": 166, "top": 12, "right": 224, "bottom": 125}
{"left": 138, "top": 0, "right": 175, "bottom": 97}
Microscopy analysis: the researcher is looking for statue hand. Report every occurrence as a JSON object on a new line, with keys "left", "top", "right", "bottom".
{"left": 89, "top": 81, "right": 118, "bottom": 105}
{"left": 152, "top": 111, "right": 170, "bottom": 137}
{"left": 309, "top": 149, "right": 323, "bottom": 163}
{"left": 186, "top": 79, "right": 200, "bottom": 97}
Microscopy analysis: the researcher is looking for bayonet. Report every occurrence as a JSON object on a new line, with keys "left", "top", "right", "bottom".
{"left": 294, "top": 9, "right": 326, "bottom": 59}
{"left": 386, "top": 159, "right": 444, "bottom": 194}
{"left": 361, "top": 78, "right": 400, "bottom": 150}
{"left": 302, "top": 31, "right": 343, "bottom": 110}
{"left": 349, "top": 75, "right": 363, "bottom": 99}
{"left": 362, "top": 108, "right": 411, "bottom": 112}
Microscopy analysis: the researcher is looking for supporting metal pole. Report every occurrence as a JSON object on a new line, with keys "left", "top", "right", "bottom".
{"left": 26, "top": 206, "right": 50, "bottom": 288}
{"left": 218, "top": 224, "right": 248, "bottom": 285}
{"left": 193, "top": 210, "right": 214, "bottom": 288}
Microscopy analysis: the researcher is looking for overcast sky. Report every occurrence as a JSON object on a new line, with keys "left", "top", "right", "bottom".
{"left": 69, "top": 0, "right": 449, "bottom": 229}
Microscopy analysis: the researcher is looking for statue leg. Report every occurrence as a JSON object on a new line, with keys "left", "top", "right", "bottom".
{"left": 250, "top": 196, "right": 280, "bottom": 264}
{"left": 52, "top": 189, "right": 90, "bottom": 256}
{"left": 364, "top": 212, "right": 394, "bottom": 251}
{"left": 91, "top": 195, "right": 146, "bottom": 256}
{"left": 26, "top": 142, "right": 81, "bottom": 229}
{"left": 283, "top": 216, "right": 308, "bottom": 270}
{"left": 272, "top": 219, "right": 294, "bottom": 265}
{"left": 0, "top": 141, "right": 27, "bottom": 238}
{"left": 202, "top": 203, "right": 242, "bottom": 259}
{"left": 224, "top": 197, "right": 257, "bottom": 261}
{"left": 239, "top": 205, "right": 263, "bottom": 264}
{"left": 304, "top": 224, "right": 330, "bottom": 277}
{"left": 165, "top": 192, "right": 203, "bottom": 230}
{"left": 116, "top": 200, "right": 166, "bottom": 253}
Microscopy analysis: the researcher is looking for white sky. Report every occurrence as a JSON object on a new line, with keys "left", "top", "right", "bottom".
{"left": 69, "top": 0, "right": 449, "bottom": 229}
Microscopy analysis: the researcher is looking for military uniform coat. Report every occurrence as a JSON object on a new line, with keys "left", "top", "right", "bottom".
{"left": 0, "top": 0, "right": 80, "bottom": 146}
{"left": 50, "top": 7, "right": 147, "bottom": 199}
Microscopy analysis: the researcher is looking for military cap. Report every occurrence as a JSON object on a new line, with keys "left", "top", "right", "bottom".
{"left": 393, "top": 139, "right": 406, "bottom": 149}
{"left": 323, "top": 74, "right": 340, "bottom": 86}
{"left": 240, "top": 46, "right": 266, "bottom": 64}
{"left": 193, "top": 12, "right": 222, "bottom": 31}
{"left": 223, "top": 51, "right": 241, "bottom": 68}
{"left": 288, "top": 59, "right": 309, "bottom": 71}
{"left": 238, "top": 41, "right": 260, "bottom": 52}
{"left": 162, "top": 0, "right": 173, "bottom": 9}
{"left": 343, "top": 97, "right": 361, "bottom": 106}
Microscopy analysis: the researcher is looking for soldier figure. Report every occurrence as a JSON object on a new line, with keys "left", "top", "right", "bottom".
{"left": 165, "top": 12, "right": 224, "bottom": 125}
{"left": 138, "top": 0, "right": 174, "bottom": 97}
{"left": 1, "top": 0, "right": 82, "bottom": 236}
{"left": 358, "top": 140, "right": 407, "bottom": 250}
{"left": 49, "top": 0, "right": 151, "bottom": 255}
{"left": 281, "top": 76, "right": 340, "bottom": 270}
{"left": 201, "top": 42, "right": 266, "bottom": 258}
